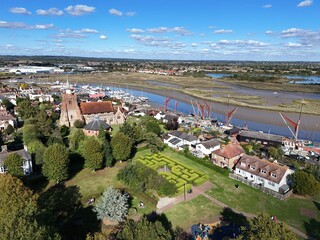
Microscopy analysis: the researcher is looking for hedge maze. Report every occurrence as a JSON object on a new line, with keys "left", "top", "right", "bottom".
{"left": 138, "top": 153, "right": 208, "bottom": 194}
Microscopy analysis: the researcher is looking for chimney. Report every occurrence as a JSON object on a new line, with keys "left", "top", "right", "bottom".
{"left": 1, "top": 145, "right": 8, "bottom": 152}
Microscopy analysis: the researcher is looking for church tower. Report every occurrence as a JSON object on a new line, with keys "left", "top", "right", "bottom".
{"left": 59, "top": 80, "right": 83, "bottom": 127}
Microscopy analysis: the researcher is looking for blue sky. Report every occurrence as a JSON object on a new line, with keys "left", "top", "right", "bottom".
{"left": 0, "top": 0, "right": 319, "bottom": 61}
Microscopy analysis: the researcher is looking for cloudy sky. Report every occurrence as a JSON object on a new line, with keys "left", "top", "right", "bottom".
{"left": 0, "top": 0, "right": 319, "bottom": 61}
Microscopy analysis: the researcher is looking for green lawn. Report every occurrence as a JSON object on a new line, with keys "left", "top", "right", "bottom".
{"left": 165, "top": 195, "right": 223, "bottom": 230}
{"left": 134, "top": 148, "right": 320, "bottom": 236}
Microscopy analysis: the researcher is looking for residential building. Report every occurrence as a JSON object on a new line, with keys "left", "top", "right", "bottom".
{"left": 196, "top": 139, "right": 220, "bottom": 158}
{"left": 83, "top": 115, "right": 111, "bottom": 136}
{"left": 0, "top": 145, "right": 33, "bottom": 175}
{"left": 164, "top": 130, "right": 198, "bottom": 150}
{"left": 212, "top": 140, "right": 244, "bottom": 169}
{"left": 237, "top": 130, "right": 283, "bottom": 148}
{"left": 0, "top": 107, "right": 17, "bottom": 130}
{"left": 234, "top": 154, "right": 292, "bottom": 193}
{"left": 80, "top": 101, "right": 125, "bottom": 125}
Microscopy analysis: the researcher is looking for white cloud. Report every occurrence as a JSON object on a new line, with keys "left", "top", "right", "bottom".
{"left": 109, "top": 8, "right": 123, "bottom": 16}
{"left": 262, "top": 4, "right": 272, "bottom": 8}
{"left": 265, "top": 30, "right": 275, "bottom": 35}
{"left": 10, "top": 7, "right": 31, "bottom": 15}
{"left": 191, "top": 43, "right": 198, "bottom": 47}
{"left": 0, "top": 21, "right": 27, "bottom": 29}
{"left": 213, "top": 29, "right": 233, "bottom": 34}
{"left": 297, "top": 0, "right": 313, "bottom": 7}
{"left": 36, "top": 8, "right": 64, "bottom": 16}
{"left": 64, "top": 5, "right": 95, "bottom": 16}
{"left": 52, "top": 32, "right": 87, "bottom": 39}
{"left": 126, "top": 28, "right": 144, "bottom": 33}
{"left": 146, "top": 26, "right": 192, "bottom": 36}
{"left": 32, "top": 24, "right": 54, "bottom": 30}
{"left": 218, "top": 39, "right": 269, "bottom": 47}
{"left": 100, "top": 35, "right": 108, "bottom": 40}
{"left": 281, "top": 28, "right": 306, "bottom": 38}
{"left": 126, "top": 12, "right": 136, "bottom": 16}
{"left": 78, "top": 28, "right": 98, "bottom": 34}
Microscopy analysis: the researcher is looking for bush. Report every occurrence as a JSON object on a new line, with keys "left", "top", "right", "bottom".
{"left": 73, "top": 120, "right": 85, "bottom": 128}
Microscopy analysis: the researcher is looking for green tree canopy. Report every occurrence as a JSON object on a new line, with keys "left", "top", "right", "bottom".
{"left": 3, "top": 153, "right": 24, "bottom": 177}
{"left": 69, "top": 129, "right": 86, "bottom": 151}
{"left": 16, "top": 98, "right": 39, "bottom": 120}
{"left": 238, "top": 213, "right": 296, "bottom": 240}
{"left": 103, "top": 140, "right": 113, "bottom": 167}
{"left": 93, "top": 187, "right": 129, "bottom": 222}
{"left": 146, "top": 120, "right": 162, "bottom": 136}
{"left": 81, "top": 138, "right": 104, "bottom": 171}
{"left": 22, "top": 124, "right": 40, "bottom": 145}
{"left": 111, "top": 132, "right": 133, "bottom": 161}
{"left": 4, "top": 124, "right": 15, "bottom": 135}
{"left": 0, "top": 174, "right": 60, "bottom": 240}
{"left": 73, "top": 119, "right": 85, "bottom": 128}
{"left": 1, "top": 98, "right": 14, "bottom": 110}
{"left": 291, "top": 170, "right": 320, "bottom": 196}
{"left": 117, "top": 217, "right": 172, "bottom": 240}
{"left": 43, "top": 144, "right": 69, "bottom": 183}
{"left": 144, "top": 132, "right": 164, "bottom": 153}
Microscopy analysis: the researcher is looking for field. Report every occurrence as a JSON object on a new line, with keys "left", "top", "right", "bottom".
{"left": 134, "top": 148, "right": 320, "bottom": 237}
{"left": 138, "top": 152, "right": 208, "bottom": 194}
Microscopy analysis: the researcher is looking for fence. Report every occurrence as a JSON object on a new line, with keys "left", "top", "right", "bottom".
{"left": 229, "top": 173, "right": 293, "bottom": 200}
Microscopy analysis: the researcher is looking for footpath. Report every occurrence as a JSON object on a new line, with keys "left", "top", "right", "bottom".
{"left": 156, "top": 181, "right": 315, "bottom": 240}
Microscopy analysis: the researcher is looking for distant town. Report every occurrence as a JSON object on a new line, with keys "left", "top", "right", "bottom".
{"left": 0, "top": 56, "right": 319, "bottom": 240}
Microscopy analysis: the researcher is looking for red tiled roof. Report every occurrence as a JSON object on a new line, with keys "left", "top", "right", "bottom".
{"left": 80, "top": 101, "right": 114, "bottom": 115}
{"left": 213, "top": 142, "right": 244, "bottom": 159}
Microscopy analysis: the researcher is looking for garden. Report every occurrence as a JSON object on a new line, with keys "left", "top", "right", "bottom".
{"left": 138, "top": 152, "right": 208, "bottom": 194}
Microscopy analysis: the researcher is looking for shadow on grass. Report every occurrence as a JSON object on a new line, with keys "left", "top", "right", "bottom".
{"left": 38, "top": 184, "right": 101, "bottom": 239}
{"left": 313, "top": 200, "right": 320, "bottom": 211}
{"left": 304, "top": 218, "right": 320, "bottom": 239}
{"left": 68, "top": 151, "right": 85, "bottom": 180}
{"left": 220, "top": 207, "right": 249, "bottom": 226}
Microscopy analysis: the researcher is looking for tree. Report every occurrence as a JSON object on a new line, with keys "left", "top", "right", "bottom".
{"left": 69, "top": 129, "right": 85, "bottom": 151}
{"left": 81, "top": 138, "right": 104, "bottom": 171}
{"left": 1, "top": 98, "right": 14, "bottom": 110}
{"left": 0, "top": 174, "right": 60, "bottom": 240}
{"left": 268, "top": 147, "right": 279, "bottom": 159}
{"left": 4, "top": 124, "right": 15, "bottom": 135}
{"left": 93, "top": 187, "right": 129, "bottom": 222}
{"left": 35, "top": 110, "right": 54, "bottom": 138}
{"left": 16, "top": 98, "right": 39, "bottom": 120}
{"left": 165, "top": 117, "right": 179, "bottom": 130}
{"left": 103, "top": 140, "right": 114, "bottom": 167}
{"left": 120, "top": 121, "right": 142, "bottom": 143}
{"left": 238, "top": 213, "right": 296, "bottom": 240}
{"left": 22, "top": 124, "right": 40, "bottom": 145}
{"left": 117, "top": 217, "right": 172, "bottom": 240}
{"left": 3, "top": 153, "right": 24, "bottom": 177}
{"left": 111, "top": 132, "right": 133, "bottom": 161}
{"left": 43, "top": 144, "right": 69, "bottom": 183}
{"left": 291, "top": 171, "right": 320, "bottom": 196}
{"left": 146, "top": 120, "right": 162, "bottom": 136}
{"left": 145, "top": 132, "right": 164, "bottom": 153}
{"left": 73, "top": 119, "right": 85, "bottom": 128}
{"left": 35, "top": 144, "right": 47, "bottom": 165}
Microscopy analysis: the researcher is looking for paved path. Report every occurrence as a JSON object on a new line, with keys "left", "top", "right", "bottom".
{"left": 156, "top": 181, "right": 214, "bottom": 214}
{"left": 156, "top": 181, "right": 315, "bottom": 240}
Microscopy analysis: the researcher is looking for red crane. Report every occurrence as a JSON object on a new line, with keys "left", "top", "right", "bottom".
{"left": 196, "top": 101, "right": 206, "bottom": 119}
{"left": 174, "top": 100, "right": 179, "bottom": 112}
{"left": 164, "top": 97, "right": 173, "bottom": 112}
{"left": 203, "top": 100, "right": 211, "bottom": 118}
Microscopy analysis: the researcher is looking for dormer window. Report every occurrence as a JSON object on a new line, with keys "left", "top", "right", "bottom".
{"left": 250, "top": 166, "right": 256, "bottom": 170}
{"left": 261, "top": 169, "right": 267, "bottom": 174}
{"left": 241, "top": 162, "right": 246, "bottom": 167}
{"left": 271, "top": 173, "right": 277, "bottom": 178}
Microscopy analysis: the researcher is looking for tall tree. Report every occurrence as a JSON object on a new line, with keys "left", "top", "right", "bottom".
{"left": 22, "top": 124, "right": 40, "bottom": 145}
{"left": 146, "top": 120, "right": 162, "bottom": 136}
{"left": 117, "top": 217, "right": 172, "bottom": 240}
{"left": 238, "top": 213, "right": 296, "bottom": 240}
{"left": 103, "top": 140, "right": 114, "bottom": 167}
{"left": 291, "top": 171, "right": 320, "bottom": 196}
{"left": 111, "top": 132, "right": 133, "bottom": 161}
{"left": 17, "top": 98, "right": 39, "bottom": 120}
{"left": 3, "top": 153, "right": 24, "bottom": 177}
{"left": 144, "top": 132, "right": 164, "bottom": 153}
{"left": 0, "top": 174, "right": 60, "bottom": 240}
{"left": 93, "top": 187, "right": 129, "bottom": 222}
{"left": 69, "top": 129, "right": 85, "bottom": 151}
{"left": 1, "top": 98, "right": 14, "bottom": 110}
{"left": 81, "top": 138, "right": 104, "bottom": 171}
{"left": 43, "top": 144, "right": 69, "bottom": 183}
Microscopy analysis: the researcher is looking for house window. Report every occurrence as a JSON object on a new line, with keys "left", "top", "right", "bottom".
{"left": 250, "top": 174, "right": 253, "bottom": 178}
{"left": 261, "top": 169, "right": 267, "bottom": 174}
{"left": 250, "top": 166, "right": 256, "bottom": 170}
{"left": 271, "top": 173, "right": 277, "bottom": 178}
{"left": 241, "top": 162, "right": 246, "bottom": 167}
{"left": 238, "top": 170, "right": 241, "bottom": 173}
{"left": 117, "top": 116, "right": 121, "bottom": 119}
{"left": 268, "top": 181, "right": 275, "bottom": 186}
{"left": 69, "top": 100, "right": 72, "bottom": 105}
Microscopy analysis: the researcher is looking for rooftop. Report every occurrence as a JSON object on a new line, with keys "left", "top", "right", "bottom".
{"left": 80, "top": 101, "right": 114, "bottom": 115}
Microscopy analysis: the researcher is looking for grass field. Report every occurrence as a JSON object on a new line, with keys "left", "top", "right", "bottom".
{"left": 165, "top": 195, "right": 223, "bottom": 230}
{"left": 134, "top": 148, "right": 320, "bottom": 236}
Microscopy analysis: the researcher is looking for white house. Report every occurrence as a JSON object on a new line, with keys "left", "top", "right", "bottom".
{"left": 0, "top": 145, "right": 33, "bottom": 175}
{"left": 234, "top": 154, "right": 292, "bottom": 193}
{"left": 164, "top": 131, "right": 199, "bottom": 150}
{"left": 0, "top": 108, "right": 17, "bottom": 130}
{"left": 196, "top": 139, "right": 220, "bottom": 157}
